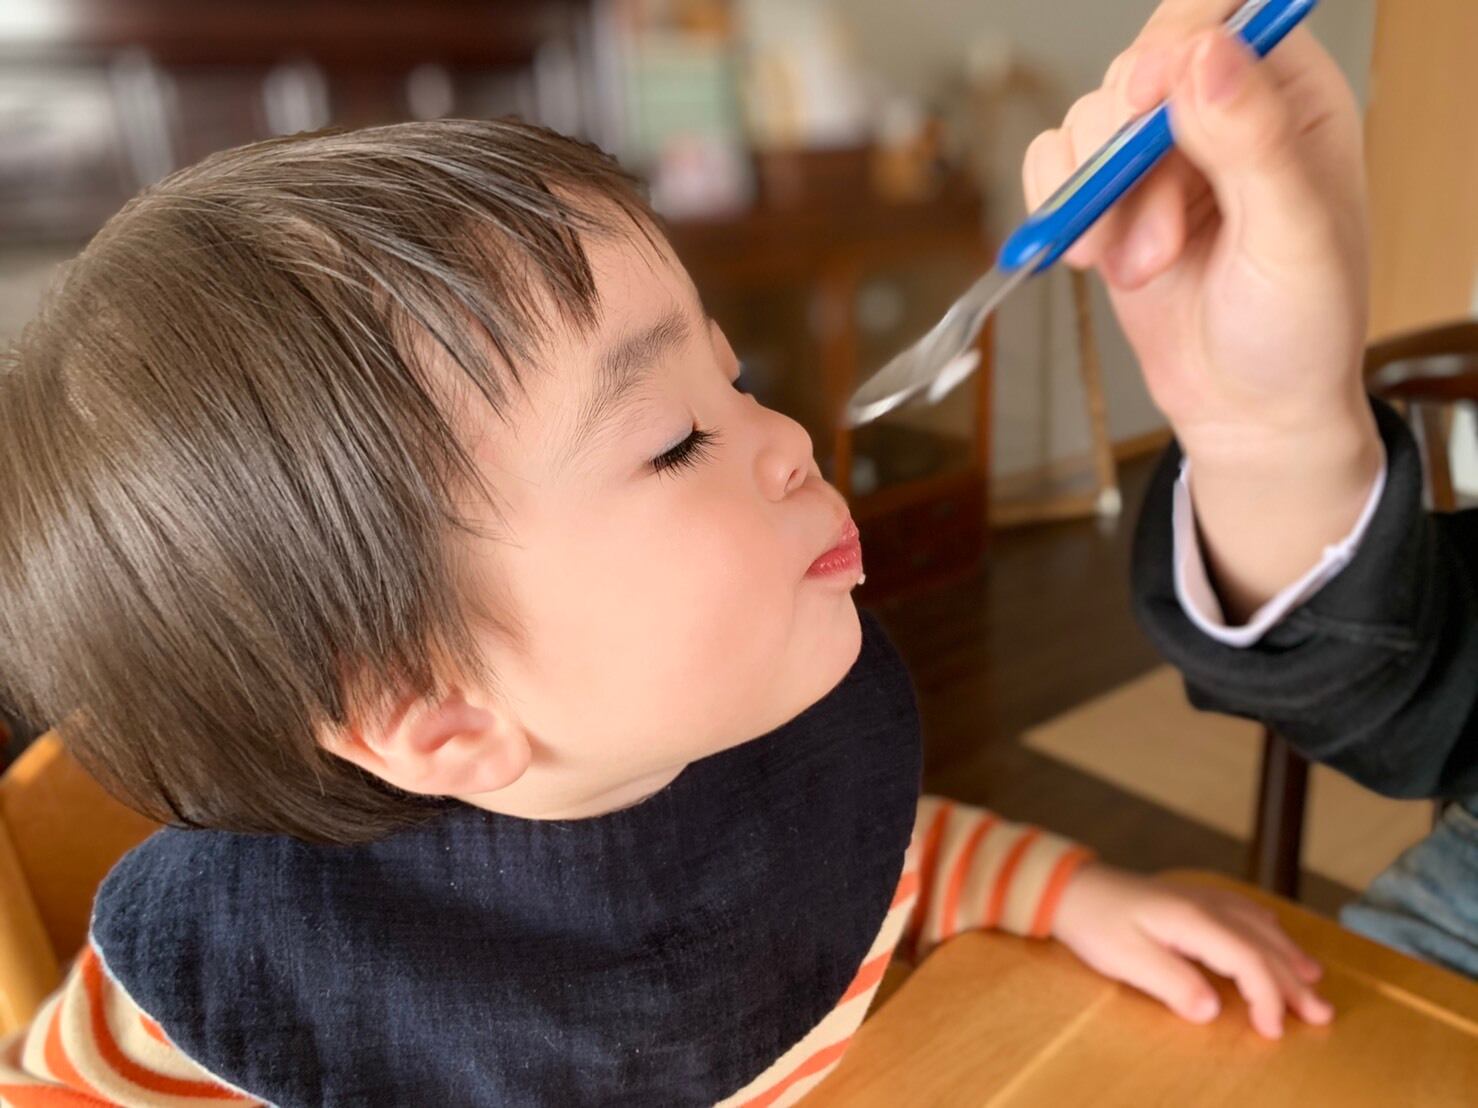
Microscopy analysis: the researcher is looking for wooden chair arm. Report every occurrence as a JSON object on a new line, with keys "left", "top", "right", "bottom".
{"left": 0, "top": 817, "right": 61, "bottom": 1036}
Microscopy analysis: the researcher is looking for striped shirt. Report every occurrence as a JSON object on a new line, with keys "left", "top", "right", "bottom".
{"left": 0, "top": 796, "right": 1091, "bottom": 1106}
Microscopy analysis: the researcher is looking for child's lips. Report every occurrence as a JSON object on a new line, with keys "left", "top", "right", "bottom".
{"left": 806, "top": 518, "right": 863, "bottom": 579}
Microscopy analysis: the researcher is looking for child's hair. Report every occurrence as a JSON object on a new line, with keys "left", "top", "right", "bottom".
{"left": 0, "top": 118, "right": 656, "bottom": 843}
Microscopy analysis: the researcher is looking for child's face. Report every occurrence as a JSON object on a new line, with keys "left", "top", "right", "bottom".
{"left": 453, "top": 229, "right": 864, "bottom": 817}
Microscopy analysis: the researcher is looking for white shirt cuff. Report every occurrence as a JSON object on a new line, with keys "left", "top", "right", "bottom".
{"left": 1171, "top": 453, "right": 1387, "bottom": 648}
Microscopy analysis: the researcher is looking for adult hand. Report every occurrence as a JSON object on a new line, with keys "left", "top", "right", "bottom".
{"left": 1023, "top": 0, "right": 1384, "bottom": 616}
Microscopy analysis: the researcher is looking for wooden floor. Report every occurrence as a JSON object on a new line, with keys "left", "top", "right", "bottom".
{"left": 869, "top": 454, "right": 1358, "bottom": 917}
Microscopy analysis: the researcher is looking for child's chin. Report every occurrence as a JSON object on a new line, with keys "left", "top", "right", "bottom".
{"left": 742, "top": 600, "right": 862, "bottom": 739}
{"left": 799, "top": 599, "right": 863, "bottom": 699}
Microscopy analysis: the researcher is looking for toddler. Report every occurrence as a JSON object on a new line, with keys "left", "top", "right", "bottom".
{"left": 1, "top": 35, "right": 1332, "bottom": 1106}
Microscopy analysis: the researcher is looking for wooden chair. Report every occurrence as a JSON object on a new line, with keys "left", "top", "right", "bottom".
{"left": 1249, "top": 319, "right": 1478, "bottom": 898}
{"left": 0, "top": 732, "right": 158, "bottom": 1035}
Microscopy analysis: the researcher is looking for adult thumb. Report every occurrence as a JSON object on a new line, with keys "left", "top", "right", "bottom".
{"left": 1167, "top": 30, "right": 1330, "bottom": 268}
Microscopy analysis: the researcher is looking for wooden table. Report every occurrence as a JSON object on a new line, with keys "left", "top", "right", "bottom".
{"left": 806, "top": 870, "right": 1478, "bottom": 1107}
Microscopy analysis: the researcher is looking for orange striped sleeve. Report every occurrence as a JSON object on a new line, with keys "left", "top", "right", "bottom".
{"left": 900, "top": 800, "right": 952, "bottom": 959}
{"left": 901, "top": 795, "right": 1094, "bottom": 960}
{"left": 0, "top": 941, "right": 256, "bottom": 1107}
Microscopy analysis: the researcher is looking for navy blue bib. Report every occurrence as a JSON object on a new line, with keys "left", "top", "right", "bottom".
{"left": 92, "top": 612, "right": 922, "bottom": 1106}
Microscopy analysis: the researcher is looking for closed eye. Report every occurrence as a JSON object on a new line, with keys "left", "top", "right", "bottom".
{"left": 652, "top": 427, "right": 719, "bottom": 475}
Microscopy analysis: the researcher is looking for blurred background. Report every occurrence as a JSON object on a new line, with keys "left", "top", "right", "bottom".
{"left": 2, "top": 1, "right": 1475, "bottom": 914}
{"left": 0, "top": 1, "right": 1384, "bottom": 540}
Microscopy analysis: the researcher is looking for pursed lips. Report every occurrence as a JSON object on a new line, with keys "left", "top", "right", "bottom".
{"left": 805, "top": 517, "right": 862, "bottom": 578}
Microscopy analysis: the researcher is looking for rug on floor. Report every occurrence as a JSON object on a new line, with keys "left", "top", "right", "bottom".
{"left": 1022, "top": 667, "right": 1434, "bottom": 891}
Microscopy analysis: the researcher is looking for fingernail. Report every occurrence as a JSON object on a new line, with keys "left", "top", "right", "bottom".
{"left": 1197, "top": 33, "right": 1248, "bottom": 106}
{"left": 1191, "top": 994, "right": 1220, "bottom": 1021}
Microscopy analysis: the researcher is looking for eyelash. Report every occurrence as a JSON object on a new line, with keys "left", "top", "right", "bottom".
{"left": 649, "top": 375, "right": 744, "bottom": 476}
{"left": 652, "top": 427, "right": 719, "bottom": 475}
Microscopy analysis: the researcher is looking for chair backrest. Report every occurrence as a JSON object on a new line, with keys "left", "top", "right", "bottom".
{"left": 1365, "top": 319, "right": 1478, "bottom": 512}
{"left": 0, "top": 733, "right": 158, "bottom": 1035}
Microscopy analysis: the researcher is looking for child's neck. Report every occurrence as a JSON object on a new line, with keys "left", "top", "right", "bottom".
{"left": 459, "top": 763, "right": 686, "bottom": 821}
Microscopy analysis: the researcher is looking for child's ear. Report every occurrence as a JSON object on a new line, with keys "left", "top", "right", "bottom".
{"left": 327, "top": 689, "right": 532, "bottom": 798}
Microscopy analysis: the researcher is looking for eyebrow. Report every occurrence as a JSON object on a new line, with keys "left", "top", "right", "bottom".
{"left": 567, "top": 307, "right": 694, "bottom": 454}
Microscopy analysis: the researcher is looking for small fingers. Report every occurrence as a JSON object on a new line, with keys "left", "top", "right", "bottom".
{"left": 1223, "top": 905, "right": 1333, "bottom": 1027}
{"left": 1222, "top": 948, "right": 1289, "bottom": 1039}
{"left": 1190, "top": 888, "right": 1326, "bottom": 987}
{"left": 1263, "top": 945, "right": 1334, "bottom": 1027}
{"left": 1101, "top": 933, "right": 1223, "bottom": 1025}
{"left": 1223, "top": 901, "right": 1325, "bottom": 986}
{"left": 1142, "top": 906, "right": 1288, "bottom": 1038}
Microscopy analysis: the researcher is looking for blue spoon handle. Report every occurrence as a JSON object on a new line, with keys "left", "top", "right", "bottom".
{"left": 998, "top": 0, "right": 1317, "bottom": 273}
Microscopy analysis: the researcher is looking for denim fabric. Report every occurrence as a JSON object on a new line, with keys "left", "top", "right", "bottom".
{"left": 91, "top": 611, "right": 923, "bottom": 1107}
{"left": 1340, "top": 795, "right": 1478, "bottom": 979}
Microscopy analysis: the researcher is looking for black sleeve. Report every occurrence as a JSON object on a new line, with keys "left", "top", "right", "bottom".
{"left": 1131, "top": 398, "right": 1478, "bottom": 801}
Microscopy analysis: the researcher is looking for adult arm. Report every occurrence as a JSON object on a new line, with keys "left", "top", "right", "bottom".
{"left": 1134, "top": 399, "right": 1478, "bottom": 799}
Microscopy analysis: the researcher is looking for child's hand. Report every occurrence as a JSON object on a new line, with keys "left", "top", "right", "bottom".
{"left": 1049, "top": 862, "right": 1333, "bottom": 1039}
{"left": 1022, "top": 0, "right": 1384, "bottom": 616}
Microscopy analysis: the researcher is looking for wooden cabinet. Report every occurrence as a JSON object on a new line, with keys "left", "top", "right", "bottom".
{"left": 0, "top": 0, "right": 594, "bottom": 243}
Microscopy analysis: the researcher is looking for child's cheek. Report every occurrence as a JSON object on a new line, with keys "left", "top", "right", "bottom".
{"left": 651, "top": 490, "right": 797, "bottom": 655}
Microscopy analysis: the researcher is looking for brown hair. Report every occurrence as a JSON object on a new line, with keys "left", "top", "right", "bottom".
{"left": 0, "top": 118, "right": 656, "bottom": 843}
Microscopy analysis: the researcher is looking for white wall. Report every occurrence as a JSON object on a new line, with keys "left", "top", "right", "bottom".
{"left": 841, "top": 0, "right": 1377, "bottom": 477}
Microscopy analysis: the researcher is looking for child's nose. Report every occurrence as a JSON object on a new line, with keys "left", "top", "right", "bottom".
{"left": 754, "top": 406, "right": 815, "bottom": 501}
